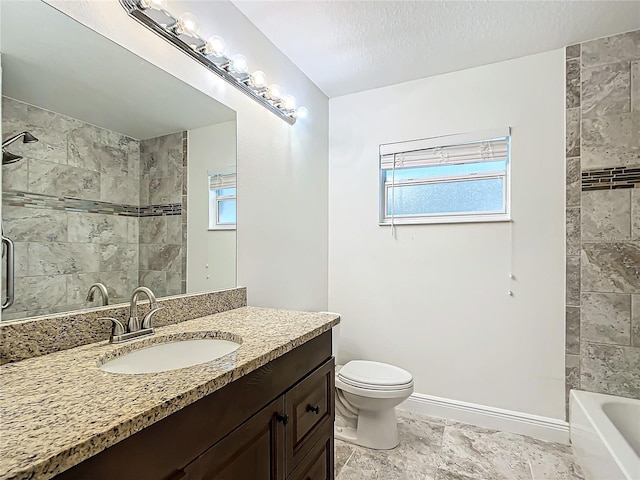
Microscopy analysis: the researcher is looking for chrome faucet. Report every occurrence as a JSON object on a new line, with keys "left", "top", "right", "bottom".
{"left": 128, "top": 286, "right": 163, "bottom": 332}
{"left": 86, "top": 283, "right": 109, "bottom": 306}
{"left": 98, "top": 286, "right": 164, "bottom": 344}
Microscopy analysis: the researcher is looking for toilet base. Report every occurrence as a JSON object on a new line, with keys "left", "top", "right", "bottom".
{"left": 334, "top": 424, "right": 358, "bottom": 444}
{"left": 334, "top": 407, "right": 399, "bottom": 450}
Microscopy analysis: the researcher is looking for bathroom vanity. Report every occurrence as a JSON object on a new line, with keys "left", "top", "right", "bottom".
{"left": 0, "top": 303, "right": 339, "bottom": 480}
{"left": 58, "top": 334, "right": 334, "bottom": 480}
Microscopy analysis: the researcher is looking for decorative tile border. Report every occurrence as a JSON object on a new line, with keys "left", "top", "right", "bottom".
{"left": 582, "top": 167, "right": 640, "bottom": 191}
{"left": 139, "top": 203, "right": 182, "bottom": 216}
{"left": 3, "top": 190, "right": 181, "bottom": 217}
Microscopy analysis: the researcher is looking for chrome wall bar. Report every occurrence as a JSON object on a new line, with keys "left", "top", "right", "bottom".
{"left": 119, "top": 0, "right": 297, "bottom": 125}
{"left": 2, "top": 232, "right": 15, "bottom": 310}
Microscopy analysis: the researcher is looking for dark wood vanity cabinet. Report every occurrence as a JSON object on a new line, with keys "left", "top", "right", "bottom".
{"left": 55, "top": 332, "right": 334, "bottom": 480}
{"left": 182, "top": 359, "right": 334, "bottom": 480}
{"left": 180, "top": 397, "right": 286, "bottom": 479}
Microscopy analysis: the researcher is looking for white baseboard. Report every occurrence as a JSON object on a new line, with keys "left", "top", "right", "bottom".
{"left": 399, "top": 393, "right": 569, "bottom": 445}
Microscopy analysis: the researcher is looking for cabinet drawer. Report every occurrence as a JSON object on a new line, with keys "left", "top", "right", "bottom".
{"left": 285, "top": 358, "right": 334, "bottom": 474}
{"left": 288, "top": 431, "right": 333, "bottom": 480}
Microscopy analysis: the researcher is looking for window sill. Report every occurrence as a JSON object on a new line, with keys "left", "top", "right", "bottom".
{"left": 208, "top": 226, "right": 236, "bottom": 231}
{"left": 379, "top": 214, "right": 511, "bottom": 226}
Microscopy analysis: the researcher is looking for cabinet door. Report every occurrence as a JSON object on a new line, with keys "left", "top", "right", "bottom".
{"left": 287, "top": 434, "right": 334, "bottom": 480}
{"left": 285, "top": 358, "right": 335, "bottom": 474}
{"left": 181, "top": 397, "right": 286, "bottom": 480}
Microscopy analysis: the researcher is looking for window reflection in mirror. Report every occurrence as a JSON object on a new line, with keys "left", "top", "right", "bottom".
{"left": 209, "top": 174, "right": 237, "bottom": 230}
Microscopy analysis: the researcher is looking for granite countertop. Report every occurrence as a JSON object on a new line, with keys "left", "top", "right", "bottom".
{"left": 0, "top": 307, "right": 340, "bottom": 480}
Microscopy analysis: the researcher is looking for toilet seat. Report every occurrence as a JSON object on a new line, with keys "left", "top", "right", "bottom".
{"left": 337, "top": 360, "right": 414, "bottom": 391}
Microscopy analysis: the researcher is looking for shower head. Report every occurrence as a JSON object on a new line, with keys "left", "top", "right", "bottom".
{"left": 2, "top": 150, "right": 23, "bottom": 165}
{"left": 2, "top": 131, "right": 39, "bottom": 149}
{"left": 22, "top": 132, "right": 38, "bottom": 143}
{"left": 2, "top": 131, "right": 38, "bottom": 165}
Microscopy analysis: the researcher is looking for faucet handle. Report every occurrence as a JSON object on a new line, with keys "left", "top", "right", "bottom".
{"left": 142, "top": 306, "right": 165, "bottom": 330}
{"left": 98, "top": 317, "right": 126, "bottom": 337}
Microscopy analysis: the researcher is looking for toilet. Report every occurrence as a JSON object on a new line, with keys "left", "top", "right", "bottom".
{"left": 323, "top": 313, "right": 414, "bottom": 450}
{"left": 334, "top": 360, "right": 414, "bottom": 450}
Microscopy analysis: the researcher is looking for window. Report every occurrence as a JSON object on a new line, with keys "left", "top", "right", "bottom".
{"left": 379, "top": 128, "right": 510, "bottom": 225}
{"left": 209, "top": 173, "right": 236, "bottom": 230}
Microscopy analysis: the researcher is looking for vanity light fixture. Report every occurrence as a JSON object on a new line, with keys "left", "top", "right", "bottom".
{"left": 120, "top": 0, "right": 307, "bottom": 124}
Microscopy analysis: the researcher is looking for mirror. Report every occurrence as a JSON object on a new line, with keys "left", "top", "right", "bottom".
{"left": 0, "top": 1, "right": 237, "bottom": 322}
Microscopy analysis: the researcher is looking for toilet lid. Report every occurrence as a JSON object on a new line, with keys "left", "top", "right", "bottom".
{"left": 338, "top": 360, "right": 413, "bottom": 389}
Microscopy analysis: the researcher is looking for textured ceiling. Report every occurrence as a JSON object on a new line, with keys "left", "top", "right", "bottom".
{"left": 232, "top": 1, "right": 640, "bottom": 98}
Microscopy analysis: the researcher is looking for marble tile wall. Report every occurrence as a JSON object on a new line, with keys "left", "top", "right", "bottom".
{"left": 565, "top": 30, "right": 640, "bottom": 408}
{"left": 2, "top": 97, "right": 140, "bottom": 320}
{"left": 2, "top": 97, "right": 188, "bottom": 321}
{"left": 139, "top": 132, "right": 186, "bottom": 297}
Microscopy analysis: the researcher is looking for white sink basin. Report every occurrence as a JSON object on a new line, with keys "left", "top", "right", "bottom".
{"left": 100, "top": 338, "right": 241, "bottom": 374}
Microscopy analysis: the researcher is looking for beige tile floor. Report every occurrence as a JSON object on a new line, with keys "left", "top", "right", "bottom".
{"left": 335, "top": 411, "right": 584, "bottom": 480}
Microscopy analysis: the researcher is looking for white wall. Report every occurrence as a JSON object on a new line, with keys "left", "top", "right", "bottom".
{"left": 329, "top": 50, "right": 566, "bottom": 419}
{"left": 44, "top": 0, "right": 329, "bottom": 311}
{"left": 188, "top": 121, "right": 237, "bottom": 293}
{"left": 0, "top": 49, "right": 3, "bottom": 322}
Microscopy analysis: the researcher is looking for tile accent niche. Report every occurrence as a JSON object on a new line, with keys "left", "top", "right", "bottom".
{"left": 565, "top": 30, "right": 640, "bottom": 406}
{"left": 1, "top": 97, "right": 187, "bottom": 320}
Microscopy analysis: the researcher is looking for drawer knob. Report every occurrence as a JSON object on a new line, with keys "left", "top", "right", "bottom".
{"left": 276, "top": 413, "right": 289, "bottom": 425}
{"left": 307, "top": 404, "right": 320, "bottom": 414}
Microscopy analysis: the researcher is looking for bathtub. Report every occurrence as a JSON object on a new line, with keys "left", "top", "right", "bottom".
{"left": 570, "top": 390, "right": 640, "bottom": 480}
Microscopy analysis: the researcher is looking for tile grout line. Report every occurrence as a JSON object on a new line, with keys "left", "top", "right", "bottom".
{"left": 577, "top": 40, "right": 582, "bottom": 404}
{"left": 630, "top": 189, "right": 633, "bottom": 246}
{"left": 337, "top": 447, "right": 357, "bottom": 478}
{"left": 431, "top": 421, "right": 448, "bottom": 480}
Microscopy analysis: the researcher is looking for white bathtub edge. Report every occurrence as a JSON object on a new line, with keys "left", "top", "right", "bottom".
{"left": 570, "top": 390, "right": 639, "bottom": 480}
{"left": 399, "top": 392, "right": 569, "bottom": 444}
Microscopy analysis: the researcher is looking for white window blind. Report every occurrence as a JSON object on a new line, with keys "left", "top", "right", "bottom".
{"left": 379, "top": 128, "right": 511, "bottom": 225}
{"left": 380, "top": 128, "right": 510, "bottom": 170}
{"left": 209, "top": 172, "right": 236, "bottom": 189}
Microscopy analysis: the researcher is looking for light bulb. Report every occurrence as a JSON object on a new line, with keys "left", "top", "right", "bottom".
{"left": 267, "top": 84, "right": 282, "bottom": 101}
{"left": 250, "top": 71, "right": 267, "bottom": 89}
{"left": 230, "top": 54, "right": 248, "bottom": 74}
{"left": 204, "top": 35, "right": 227, "bottom": 57}
{"left": 282, "top": 95, "right": 296, "bottom": 110}
{"left": 176, "top": 12, "right": 199, "bottom": 37}
{"left": 295, "top": 107, "right": 309, "bottom": 119}
{"left": 140, "top": 0, "right": 167, "bottom": 10}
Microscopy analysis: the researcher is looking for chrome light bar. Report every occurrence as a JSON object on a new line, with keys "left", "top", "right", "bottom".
{"left": 119, "top": 0, "right": 308, "bottom": 125}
